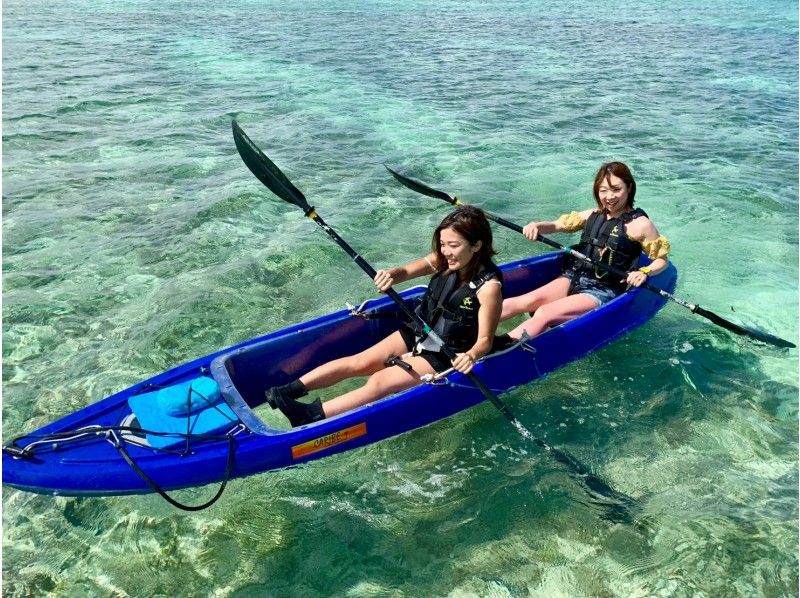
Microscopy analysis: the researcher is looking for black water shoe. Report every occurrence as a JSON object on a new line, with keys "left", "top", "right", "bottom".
{"left": 266, "top": 380, "right": 308, "bottom": 402}
{"left": 273, "top": 395, "right": 325, "bottom": 427}
{"left": 265, "top": 382, "right": 324, "bottom": 427}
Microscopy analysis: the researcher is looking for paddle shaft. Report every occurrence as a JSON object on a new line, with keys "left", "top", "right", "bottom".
{"left": 303, "top": 208, "right": 641, "bottom": 512}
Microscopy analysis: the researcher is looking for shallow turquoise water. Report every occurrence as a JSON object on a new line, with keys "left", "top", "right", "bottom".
{"left": 3, "top": 0, "right": 798, "bottom": 595}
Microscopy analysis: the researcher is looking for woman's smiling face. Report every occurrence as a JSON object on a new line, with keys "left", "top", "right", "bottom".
{"left": 597, "top": 173, "right": 630, "bottom": 215}
{"left": 438, "top": 226, "right": 481, "bottom": 272}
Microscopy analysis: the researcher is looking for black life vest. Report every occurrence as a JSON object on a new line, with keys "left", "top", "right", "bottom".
{"left": 565, "top": 208, "right": 648, "bottom": 290}
{"left": 415, "top": 262, "right": 503, "bottom": 353}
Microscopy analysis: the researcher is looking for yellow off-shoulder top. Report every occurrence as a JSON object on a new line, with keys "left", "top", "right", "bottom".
{"left": 556, "top": 211, "right": 586, "bottom": 232}
{"left": 642, "top": 235, "right": 670, "bottom": 259}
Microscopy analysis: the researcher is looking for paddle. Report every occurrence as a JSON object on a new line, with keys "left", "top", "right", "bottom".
{"left": 385, "top": 166, "right": 796, "bottom": 349}
{"left": 232, "top": 120, "right": 639, "bottom": 522}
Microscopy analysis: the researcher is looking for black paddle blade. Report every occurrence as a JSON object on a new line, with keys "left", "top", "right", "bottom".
{"left": 384, "top": 165, "right": 457, "bottom": 204}
{"left": 232, "top": 120, "right": 311, "bottom": 212}
{"left": 545, "top": 443, "right": 639, "bottom": 524}
{"left": 694, "top": 306, "right": 796, "bottom": 348}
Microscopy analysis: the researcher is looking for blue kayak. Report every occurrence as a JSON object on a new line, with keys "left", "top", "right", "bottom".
{"left": 2, "top": 252, "right": 677, "bottom": 498}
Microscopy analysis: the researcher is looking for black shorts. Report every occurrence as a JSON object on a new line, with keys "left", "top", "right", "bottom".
{"left": 397, "top": 324, "right": 453, "bottom": 373}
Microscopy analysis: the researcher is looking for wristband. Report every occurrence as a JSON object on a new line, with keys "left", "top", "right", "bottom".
{"left": 638, "top": 266, "right": 651, "bottom": 276}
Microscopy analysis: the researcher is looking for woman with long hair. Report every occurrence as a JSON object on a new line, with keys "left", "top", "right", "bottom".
{"left": 501, "top": 161, "right": 670, "bottom": 339}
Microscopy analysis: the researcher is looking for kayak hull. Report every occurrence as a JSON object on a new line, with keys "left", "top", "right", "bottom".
{"left": 3, "top": 253, "right": 677, "bottom": 497}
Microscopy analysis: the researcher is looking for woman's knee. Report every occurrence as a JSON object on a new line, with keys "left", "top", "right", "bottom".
{"left": 348, "top": 332, "right": 407, "bottom": 375}
{"left": 361, "top": 373, "right": 391, "bottom": 398}
{"left": 531, "top": 303, "right": 561, "bottom": 326}
{"left": 364, "top": 370, "right": 412, "bottom": 397}
{"left": 533, "top": 296, "right": 593, "bottom": 327}
{"left": 336, "top": 353, "right": 379, "bottom": 376}
{"left": 525, "top": 294, "right": 548, "bottom": 313}
{"left": 503, "top": 293, "right": 542, "bottom": 318}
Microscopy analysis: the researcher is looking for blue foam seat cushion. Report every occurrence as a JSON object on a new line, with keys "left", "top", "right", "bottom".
{"left": 128, "top": 376, "right": 238, "bottom": 449}
{"left": 158, "top": 376, "right": 223, "bottom": 416}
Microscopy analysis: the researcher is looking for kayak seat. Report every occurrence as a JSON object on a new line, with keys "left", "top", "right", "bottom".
{"left": 128, "top": 377, "right": 239, "bottom": 449}
{"left": 210, "top": 352, "right": 276, "bottom": 435}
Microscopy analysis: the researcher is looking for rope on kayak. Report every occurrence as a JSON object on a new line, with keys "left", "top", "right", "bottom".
{"left": 3, "top": 423, "right": 245, "bottom": 459}
{"left": 2, "top": 425, "right": 108, "bottom": 458}
{"left": 4, "top": 370, "right": 247, "bottom": 510}
{"left": 3, "top": 423, "right": 246, "bottom": 511}
{"left": 106, "top": 429, "right": 238, "bottom": 512}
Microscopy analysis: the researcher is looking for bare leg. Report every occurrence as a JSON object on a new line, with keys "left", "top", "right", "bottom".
{"left": 507, "top": 293, "right": 600, "bottom": 339}
{"left": 321, "top": 355, "right": 436, "bottom": 418}
{"left": 501, "top": 276, "right": 571, "bottom": 321}
{"left": 299, "top": 330, "right": 410, "bottom": 391}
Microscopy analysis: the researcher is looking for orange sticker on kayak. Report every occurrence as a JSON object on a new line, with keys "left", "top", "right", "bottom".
{"left": 291, "top": 423, "right": 367, "bottom": 459}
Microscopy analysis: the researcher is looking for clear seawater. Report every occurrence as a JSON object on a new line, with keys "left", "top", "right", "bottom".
{"left": 3, "top": 0, "right": 797, "bottom": 595}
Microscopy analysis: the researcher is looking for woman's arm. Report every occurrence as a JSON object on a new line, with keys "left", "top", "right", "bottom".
{"left": 626, "top": 218, "right": 670, "bottom": 287}
{"left": 450, "top": 282, "right": 503, "bottom": 374}
{"left": 373, "top": 252, "right": 439, "bottom": 292}
{"left": 521, "top": 208, "right": 594, "bottom": 241}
